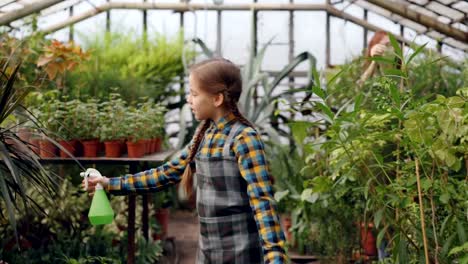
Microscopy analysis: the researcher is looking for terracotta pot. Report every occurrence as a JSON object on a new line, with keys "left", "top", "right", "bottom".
{"left": 154, "top": 137, "right": 162, "bottom": 152}
{"left": 359, "top": 222, "right": 377, "bottom": 256}
{"left": 58, "top": 140, "right": 76, "bottom": 158}
{"left": 17, "top": 128, "right": 32, "bottom": 143}
{"left": 81, "top": 139, "right": 99, "bottom": 157}
{"left": 126, "top": 140, "right": 144, "bottom": 158}
{"left": 144, "top": 139, "right": 151, "bottom": 155}
{"left": 153, "top": 208, "right": 170, "bottom": 240}
{"left": 104, "top": 140, "right": 122, "bottom": 158}
{"left": 39, "top": 140, "right": 57, "bottom": 158}
{"left": 4, "top": 138, "right": 17, "bottom": 149}
{"left": 152, "top": 138, "right": 158, "bottom": 153}
{"left": 29, "top": 138, "right": 41, "bottom": 155}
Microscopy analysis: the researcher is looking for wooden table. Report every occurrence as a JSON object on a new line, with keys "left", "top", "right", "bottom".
{"left": 40, "top": 150, "right": 175, "bottom": 264}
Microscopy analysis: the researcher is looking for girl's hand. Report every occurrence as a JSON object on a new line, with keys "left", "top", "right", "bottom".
{"left": 81, "top": 176, "right": 110, "bottom": 196}
{"left": 370, "top": 43, "right": 387, "bottom": 57}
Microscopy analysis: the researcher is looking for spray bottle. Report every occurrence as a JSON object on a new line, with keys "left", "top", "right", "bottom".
{"left": 80, "top": 168, "right": 114, "bottom": 225}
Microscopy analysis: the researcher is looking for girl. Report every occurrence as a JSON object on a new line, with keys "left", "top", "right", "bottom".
{"left": 83, "top": 58, "right": 288, "bottom": 264}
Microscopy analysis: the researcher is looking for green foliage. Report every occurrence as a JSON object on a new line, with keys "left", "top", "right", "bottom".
{"left": 74, "top": 98, "right": 100, "bottom": 140}
{"left": 29, "top": 94, "right": 167, "bottom": 142}
{"left": 0, "top": 176, "right": 163, "bottom": 263}
{"left": 98, "top": 92, "right": 127, "bottom": 142}
{"left": 273, "top": 35, "right": 468, "bottom": 263}
{"left": 66, "top": 31, "right": 195, "bottom": 103}
{"left": 0, "top": 60, "right": 58, "bottom": 247}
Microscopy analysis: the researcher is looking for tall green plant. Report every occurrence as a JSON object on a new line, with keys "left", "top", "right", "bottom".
{"left": 0, "top": 60, "right": 57, "bottom": 247}
{"left": 279, "top": 34, "right": 467, "bottom": 263}
{"left": 66, "top": 31, "right": 195, "bottom": 104}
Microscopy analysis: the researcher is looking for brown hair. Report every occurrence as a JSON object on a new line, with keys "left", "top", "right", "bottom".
{"left": 180, "top": 58, "right": 255, "bottom": 197}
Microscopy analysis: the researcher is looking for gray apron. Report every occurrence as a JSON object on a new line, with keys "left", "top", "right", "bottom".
{"left": 195, "top": 122, "right": 263, "bottom": 264}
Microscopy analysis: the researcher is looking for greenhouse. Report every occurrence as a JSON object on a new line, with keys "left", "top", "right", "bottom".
{"left": 0, "top": 0, "right": 466, "bottom": 263}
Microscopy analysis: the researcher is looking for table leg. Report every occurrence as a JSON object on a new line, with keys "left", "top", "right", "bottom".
{"left": 127, "top": 163, "right": 137, "bottom": 264}
{"left": 142, "top": 162, "right": 150, "bottom": 241}
{"left": 142, "top": 194, "right": 149, "bottom": 240}
{"left": 128, "top": 194, "right": 136, "bottom": 264}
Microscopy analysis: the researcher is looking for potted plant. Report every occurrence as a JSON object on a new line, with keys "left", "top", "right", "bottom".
{"left": 151, "top": 104, "right": 166, "bottom": 153}
{"left": 35, "top": 96, "right": 61, "bottom": 158}
{"left": 124, "top": 107, "right": 146, "bottom": 158}
{"left": 139, "top": 99, "right": 153, "bottom": 155}
{"left": 74, "top": 99, "right": 100, "bottom": 157}
{"left": 152, "top": 189, "right": 173, "bottom": 240}
{"left": 138, "top": 99, "right": 166, "bottom": 154}
{"left": 99, "top": 93, "right": 127, "bottom": 157}
{"left": 55, "top": 99, "right": 80, "bottom": 158}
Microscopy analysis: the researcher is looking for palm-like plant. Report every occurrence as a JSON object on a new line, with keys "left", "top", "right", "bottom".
{"left": 0, "top": 60, "right": 57, "bottom": 247}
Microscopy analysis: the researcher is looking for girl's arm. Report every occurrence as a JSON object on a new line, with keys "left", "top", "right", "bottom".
{"left": 234, "top": 128, "right": 289, "bottom": 264}
{"left": 357, "top": 60, "right": 377, "bottom": 87}
{"left": 107, "top": 142, "right": 193, "bottom": 195}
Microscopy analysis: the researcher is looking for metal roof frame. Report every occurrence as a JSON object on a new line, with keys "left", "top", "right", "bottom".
{"left": 0, "top": 0, "right": 466, "bottom": 52}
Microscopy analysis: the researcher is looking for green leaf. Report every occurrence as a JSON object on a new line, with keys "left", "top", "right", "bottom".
{"left": 376, "top": 225, "right": 388, "bottom": 249}
{"left": 384, "top": 68, "right": 405, "bottom": 78}
{"left": 274, "top": 190, "right": 290, "bottom": 202}
{"left": 290, "top": 121, "right": 313, "bottom": 145}
{"left": 406, "top": 42, "right": 427, "bottom": 65}
{"left": 374, "top": 209, "right": 384, "bottom": 228}
{"left": 316, "top": 102, "right": 334, "bottom": 122}
{"left": 301, "top": 188, "right": 319, "bottom": 203}
{"left": 312, "top": 84, "right": 325, "bottom": 100}
{"left": 446, "top": 96, "right": 465, "bottom": 108}
{"left": 457, "top": 220, "right": 467, "bottom": 243}
{"left": 389, "top": 83, "right": 401, "bottom": 106}
{"left": 354, "top": 94, "right": 363, "bottom": 113}
{"left": 439, "top": 193, "right": 450, "bottom": 204}
{"left": 448, "top": 243, "right": 467, "bottom": 256}
{"left": 389, "top": 33, "right": 403, "bottom": 59}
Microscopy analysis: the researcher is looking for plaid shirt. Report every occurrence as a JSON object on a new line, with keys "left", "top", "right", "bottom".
{"left": 108, "top": 112, "right": 288, "bottom": 263}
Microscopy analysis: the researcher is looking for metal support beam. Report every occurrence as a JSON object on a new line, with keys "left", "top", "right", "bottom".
{"left": 37, "top": 1, "right": 466, "bottom": 53}
{"left": 216, "top": 10, "right": 222, "bottom": 56}
{"left": 40, "top": 3, "right": 325, "bottom": 34}
{"left": 106, "top": 0, "right": 111, "bottom": 32}
{"left": 363, "top": 9, "right": 368, "bottom": 49}
{"left": 143, "top": 0, "right": 148, "bottom": 35}
{"left": 325, "top": 0, "right": 331, "bottom": 67}
{"left": 288, "top": 0, "right": 295, "bottom": 88}
{"left": 365, "top": 0, "right": 467, "bottom": 43}
{"left": 0, "top": 0, "right": 63, "bottom": 25}
{"left": 69, "top": 5, "right": 74, "bottom": 42}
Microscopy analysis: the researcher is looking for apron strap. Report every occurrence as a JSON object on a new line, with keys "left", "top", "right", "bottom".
{"left": 223, "top": 121, "right": 244, "bottom": 157}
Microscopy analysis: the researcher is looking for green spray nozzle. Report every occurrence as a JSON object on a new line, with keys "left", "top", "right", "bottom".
{"left": 80, "top": 168, "right": 114, "bottom": 225}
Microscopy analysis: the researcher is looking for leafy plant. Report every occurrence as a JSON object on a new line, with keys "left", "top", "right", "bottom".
{"left": 66, "top": 31, "right": 195, "bottom": 104}
{"left": 276, "top": 34, "right": 467, "bottom": 263}
{"left": 37, "top": 40, "right": 89, "bottom": 89}
{"left": 0, "top": 60, "right": 58, "bottom": 248}
{"left": 98, "top": 92, "right": 127, "bottom": 142}
{"left": 74, "top": 99, "right": 100, "bottom": 140}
